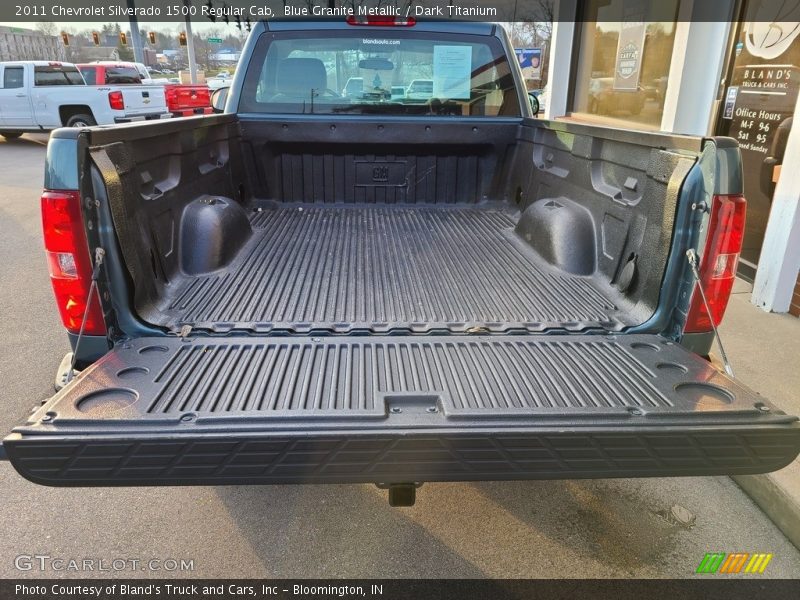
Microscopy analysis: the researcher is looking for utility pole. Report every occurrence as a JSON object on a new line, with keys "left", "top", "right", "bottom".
{"left": 126, "top": 0, "right": 145, "bottom": 64}
{"left": 184, "top": 0, "right": 198, "bottom": 83}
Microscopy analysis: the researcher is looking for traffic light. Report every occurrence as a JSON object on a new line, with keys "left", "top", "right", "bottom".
{"left": 179, "top": 32, "right": 187, "bottom": 46}
{"left": 205, "top": 0, "right": 215, "bottom": 22}
{"left": 92, "top": 31, "right": 100, "bottom": 46}
{"left": 235, "top": 15, "right": 242, "bottom": 31}
{"left": 61, "top": 32, "right": 69, "bottom": 46}
{"left": 148, "top": 31, "right": 156, "bottom": 45}
{"left": 119, "top": 32, "right": 127, "bottom": 46}
{"left": 245, "top": 17, "right": 251, "bottom": 32}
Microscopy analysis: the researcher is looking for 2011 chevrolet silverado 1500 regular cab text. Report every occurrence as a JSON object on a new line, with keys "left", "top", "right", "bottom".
{"left": 3, "top": 20, "right": 798, "bottom": 505}
{"left": 0, "top": 61, "right": 170, "bottom": 137}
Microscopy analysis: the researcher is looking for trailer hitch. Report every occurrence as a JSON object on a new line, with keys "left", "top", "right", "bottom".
{"left": 376, "top": 482, "right": 423, "bottom": 507}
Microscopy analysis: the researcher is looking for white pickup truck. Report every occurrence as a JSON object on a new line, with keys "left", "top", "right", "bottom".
{"left": 0, "top": 61, "right": 170, "bottom": 139}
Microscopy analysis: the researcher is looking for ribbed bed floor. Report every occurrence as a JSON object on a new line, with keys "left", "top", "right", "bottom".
{"left": 155, "top": 205, "right": 629, "bottom": 333}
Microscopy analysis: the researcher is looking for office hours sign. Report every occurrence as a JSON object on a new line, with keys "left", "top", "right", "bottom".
{"left": 721, "top": 20, "right": 799, "bottom": 156}
{"left": 715, "top": 0, "right": 800, "bottom": 279}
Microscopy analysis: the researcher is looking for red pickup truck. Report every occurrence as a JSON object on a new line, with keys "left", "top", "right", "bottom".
{"left": 77, "top": 62, "right": 212, "bottom": 117}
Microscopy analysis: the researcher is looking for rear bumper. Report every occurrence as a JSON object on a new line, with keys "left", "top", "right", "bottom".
{"left": 114, "top": 113, "right": 172, "bottom": 123}
{"left": 5, "top": 424, "right": 799, "bottom": 487}
{"left": 171, "top": 107, "right": 213, "bottom": 117}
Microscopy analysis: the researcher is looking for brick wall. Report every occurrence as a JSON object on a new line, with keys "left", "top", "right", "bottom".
{"left": 0, "top": 27, "right": 66, "bottom": 62}
{"left": 791, "top": 271, "right": 800, "bottom": 317}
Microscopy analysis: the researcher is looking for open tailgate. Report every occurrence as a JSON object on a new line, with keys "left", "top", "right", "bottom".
{"left": 5, "top": 334, "right": 799, "bottom": 486}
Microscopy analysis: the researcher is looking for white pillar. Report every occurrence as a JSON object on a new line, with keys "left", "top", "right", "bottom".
{"left": 660, "top": 0, "right": 733, "bottom": 134}
{"left": 751, "top": 87, "right": 800, "bottom": 312}
{"left": 543, "top": 1, "right": 577, "bottom": 120}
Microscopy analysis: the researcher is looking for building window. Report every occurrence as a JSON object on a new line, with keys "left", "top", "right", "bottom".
{"left": 571, "top": 0, "right": 680, "bottom": 129}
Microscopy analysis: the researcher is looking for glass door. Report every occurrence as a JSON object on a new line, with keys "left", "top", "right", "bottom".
{"left": 715, "top": 0, "right": 800, "bottom": 282}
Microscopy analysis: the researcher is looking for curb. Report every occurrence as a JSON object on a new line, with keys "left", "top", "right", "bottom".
{"left": 709, "top": 348, "right": 800, "bottom": 552}
{"left": 733, "top": 469, "right": 800, "bottom": 551}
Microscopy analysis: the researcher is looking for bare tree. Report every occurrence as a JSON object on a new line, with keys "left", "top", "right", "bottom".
{"left": 505, "top": 0, "right": 554, "bottom": 89}
{"left": 35, "top": 22, "right": 57, "bottom": 37}
{"left": 193, "top": 27, "right": 224, "bottom": 70}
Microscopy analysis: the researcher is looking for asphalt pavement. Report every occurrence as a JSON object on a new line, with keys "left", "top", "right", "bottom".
{"left": 0, "top": 133, "right": 798, "bottom": 579}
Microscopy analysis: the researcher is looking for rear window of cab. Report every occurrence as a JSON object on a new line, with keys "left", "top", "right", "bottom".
{"left": 34, "top": 66, "right": 84, "bottom": 86}
{"left": 240, "top": 30, "right": 521, "bottom": 117}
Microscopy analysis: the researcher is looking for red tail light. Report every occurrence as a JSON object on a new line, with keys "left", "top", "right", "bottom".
{"left": 108, "top": 90, "right": 125, "bottom": 110}
{"left": 346, "top": 15, "right": 416, "bottom": 26}
{"left": 684, "top": 194, "right": 746, "bottom": 333}
{"left": 41, "top": 191, "right": 106, "bottom": 335}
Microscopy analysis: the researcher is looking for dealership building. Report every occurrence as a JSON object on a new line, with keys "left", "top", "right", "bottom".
{"left": 542, "top": 0, "right": 800, "bottom": 317}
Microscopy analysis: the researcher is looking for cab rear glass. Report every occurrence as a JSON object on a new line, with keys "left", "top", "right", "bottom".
{"left": 105, "top": 67, "right": 142, "bottom": 84}
{"left": 240, "top": 30, "right": 521, "bottom": 117}
{"left": 34, "top": 66, "right": 84, "bottom": 86}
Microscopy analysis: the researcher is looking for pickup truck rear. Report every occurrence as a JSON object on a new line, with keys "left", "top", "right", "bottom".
{"left": 163, "top": 84, "right": 212, "bottom": 117}
{"left": 77, "top": 63, "right": 212, "bottom": 117}
{"left": 0, "top": 61, "right": 170, "bottom": 136}
{"left": 4, "top": 20, "right": 798, "bottom": 505}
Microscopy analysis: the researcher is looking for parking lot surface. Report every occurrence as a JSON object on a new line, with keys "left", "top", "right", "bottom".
{"left": 1, "top": 134, "right": 798, "bottom": 579}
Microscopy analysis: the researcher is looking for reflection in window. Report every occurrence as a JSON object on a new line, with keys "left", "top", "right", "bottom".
{"left": 33, "top": 66, "right": 85, "bottom": 86}
{"left": 79, "top": 67, "right": 96, "bottom": 85}
{"left": 105, "top": 67, "right": 143, "bottom": 85}
{"left": 572, "top": 0, "right": 679, "bottom": 129}
{"left": 3, "top": 67, "right": 24, "bottom": 89}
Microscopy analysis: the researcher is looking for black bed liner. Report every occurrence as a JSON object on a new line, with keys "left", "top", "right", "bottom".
{"left": 147, "top": 204, "right": 631, "bottom": 334}
{"left": 6, "top": 334, "right": 799, "bottom": 486}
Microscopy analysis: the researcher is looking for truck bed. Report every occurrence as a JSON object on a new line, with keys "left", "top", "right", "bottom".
{"left": 84, "top": 116, "right": 697, "bottom": 337}
{"left": 153, "top": 203, "right": 628, "bottom": 334}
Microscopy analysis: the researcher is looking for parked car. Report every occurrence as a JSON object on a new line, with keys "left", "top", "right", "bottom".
{"left": 78, "top": 62, "right": 143, "bottom": 85}
{"left": 3, "top": 21, "right": 798, "bottom": 507}
{"left": 162, "top": 84, "right": 213, "bottom": 117}
{"left": 342, "top": 77, "right": 363, "bottom": 97}
{"left": 406, "top": 78, "right": 433, "bottom": 100}
{"left": 588, "top": 77, "right": 646, "bottom": 116}
{"left": 78, "top": 62, "right": 211, "bottom": 118}
{"left": 0, "top": 61, "right": 170, "bottom": 137}
{"left": 207, "top": 71, "right": 233, "bottom": 91}
{"left": 81, "top": 60, "right": 154, "bottom": 84}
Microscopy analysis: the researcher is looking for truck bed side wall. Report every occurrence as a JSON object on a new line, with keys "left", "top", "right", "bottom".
{"left": 87, "top": 115, "right": 244, "bottom": 316}
{"left": 506, "top": 119, "right": 698, "bottom": 326}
